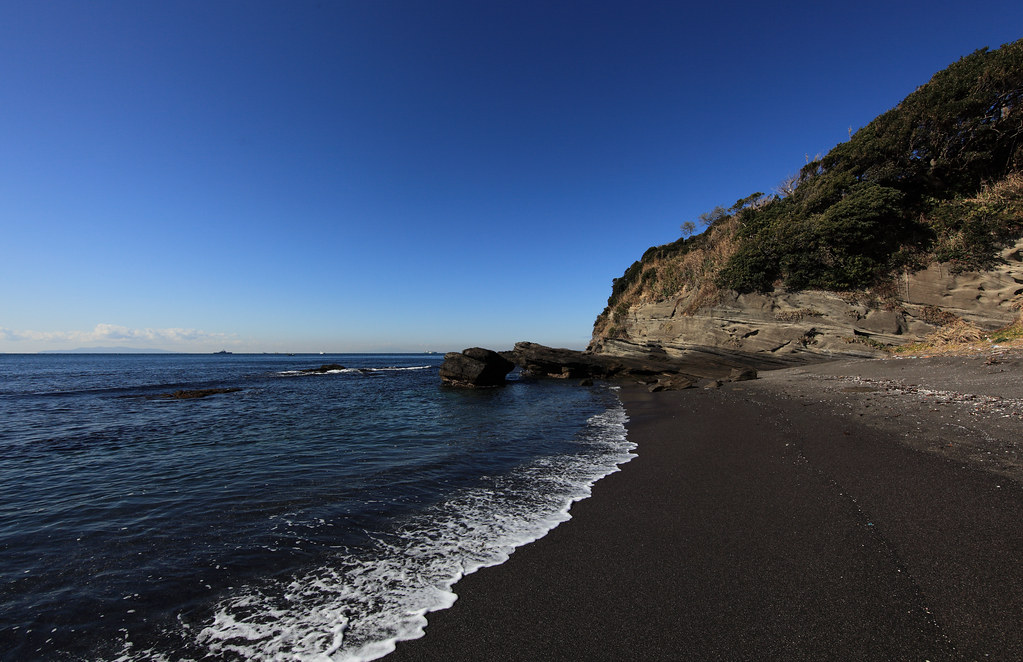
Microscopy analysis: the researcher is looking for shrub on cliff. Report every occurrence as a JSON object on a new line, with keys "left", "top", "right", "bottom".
{"left": 599, "top": 38, "right": 1023, "bottom": 328}
{"left": 714, "top": 40, "right": 1023, "bottom": 294}
{"left": 928, "top": 173, "right": 1023, "bottom": 271}
{"left": 720, "top": 182, "right": 913, "bottom": 291}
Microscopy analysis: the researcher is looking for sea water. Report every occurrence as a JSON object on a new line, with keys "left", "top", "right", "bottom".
{"left": 0, "top": 353, "right": 633, "bottom": 661}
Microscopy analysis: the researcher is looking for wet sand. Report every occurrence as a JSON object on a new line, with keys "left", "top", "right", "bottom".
{"left": 388, "top": 353, "right": 1023, "bottom": 661}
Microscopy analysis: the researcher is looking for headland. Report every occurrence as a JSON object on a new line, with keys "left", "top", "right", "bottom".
{"left": 402, "top": 39, "right": 1023, "bottom": 658}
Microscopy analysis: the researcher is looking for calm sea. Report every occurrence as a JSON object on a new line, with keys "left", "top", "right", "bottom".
{"left": 0, "top": 353, "right": 632, "bottom": 661}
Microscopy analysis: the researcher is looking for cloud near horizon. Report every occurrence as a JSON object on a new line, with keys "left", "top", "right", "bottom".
{"left": 0, "top": 323, "right": 238, "bottom": 348}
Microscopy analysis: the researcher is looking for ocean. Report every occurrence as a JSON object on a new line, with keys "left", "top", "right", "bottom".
{"left": 0, "top": 353, "right": 632, "bottom": 661}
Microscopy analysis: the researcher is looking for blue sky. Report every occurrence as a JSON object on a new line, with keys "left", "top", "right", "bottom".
{"left": 2, "top": 1, "right": 1021, "bottom": 352}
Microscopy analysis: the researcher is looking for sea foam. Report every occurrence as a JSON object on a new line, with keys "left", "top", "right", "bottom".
{"left": 117, "top": 402, "right": 632, "bottom": 661}
{"left": 278, "top": 366, "right": 433, "bottom": 377}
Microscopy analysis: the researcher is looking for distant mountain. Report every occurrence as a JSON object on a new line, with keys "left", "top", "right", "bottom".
{"left": 39, "top": 347, "right": 179, "bottom": 354}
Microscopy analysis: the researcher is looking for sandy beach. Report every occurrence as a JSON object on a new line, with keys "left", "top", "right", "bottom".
{"left": 388, "top": 351, "right": 1023, "bottom": 661}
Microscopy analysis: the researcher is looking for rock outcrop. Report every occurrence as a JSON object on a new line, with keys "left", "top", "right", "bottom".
{"left": 506, "top": 342, "right": 619, "bottom": 380}
{"left": 440, "top": 348, "right": 516, "bottom": 387}
{"left": 591, "top": 239, "right": 1023, "bottom": 360}
{"left": 505, "top": 341, "right": 782, "bottom": 391}
{"left": 438, "top": 343, "right": 785, "bottom": 392}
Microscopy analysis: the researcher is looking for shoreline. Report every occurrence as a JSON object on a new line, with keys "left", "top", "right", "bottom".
{"left": 387, "top": 352, "right": 1023, "bottom": 660}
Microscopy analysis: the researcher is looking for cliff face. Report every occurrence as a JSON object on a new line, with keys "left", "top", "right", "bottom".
{"left": 590, "top": 42, "right": 1023, "bottom": 360}
{"left": 591, "top": 239, "right": 1023, "bottom": 359}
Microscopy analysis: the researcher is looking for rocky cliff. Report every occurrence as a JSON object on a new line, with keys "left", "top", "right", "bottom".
{"left": 590, "top": 42, "right": 1023, "bottom": 361}
{"left": 591, "top": 239, "right": 1023, "bottom": 359}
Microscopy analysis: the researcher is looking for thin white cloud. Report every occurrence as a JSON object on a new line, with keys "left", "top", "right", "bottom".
{"left": 0, "top": 323, "right": 237, "bottom": 348}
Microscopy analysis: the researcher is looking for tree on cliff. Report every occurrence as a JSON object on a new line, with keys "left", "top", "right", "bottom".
{"left": 715, "top": 40, "right": 1023, "bottom": 293}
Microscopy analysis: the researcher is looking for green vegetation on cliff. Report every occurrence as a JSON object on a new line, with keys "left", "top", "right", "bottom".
{"left": 596, "top": 40, "right": 1023, "bottom": 340}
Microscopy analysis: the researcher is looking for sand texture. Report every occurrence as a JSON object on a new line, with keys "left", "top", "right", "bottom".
{"left": 388, "top": 352, "right": 1023, "bottom": 661}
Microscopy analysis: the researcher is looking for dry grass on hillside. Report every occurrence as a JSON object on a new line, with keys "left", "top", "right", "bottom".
{"left": 928, "top": 318, "right": 986, "bottom": 344}
{"left": 894, "top": 313, "right": 1023, "bottom": 357}
{"left": 631, "top": 219, "right": 740, "bottom": 311}
{"left": 593, "top": 220, "right": 741, "bottom": 341}
{"left": 977, "top": 171, "right": 1023, "bottom": 204}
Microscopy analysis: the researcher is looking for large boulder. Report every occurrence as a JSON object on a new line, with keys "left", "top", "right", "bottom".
{"left": 439, "top": 348, "right": 516, "bottom": 387}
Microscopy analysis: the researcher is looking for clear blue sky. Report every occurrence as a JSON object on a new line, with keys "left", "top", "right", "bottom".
{"left": 2, "top": 1, "right": 1020, "bottom": 352}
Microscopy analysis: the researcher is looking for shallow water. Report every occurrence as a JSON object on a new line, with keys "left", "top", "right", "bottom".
{"left": 0, "top": 354, "right": 632, "bottom": 661}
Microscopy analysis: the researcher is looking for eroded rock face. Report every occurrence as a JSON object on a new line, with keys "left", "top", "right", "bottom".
{"left": 592, "top": 239, "right": 1023, "bottom": 359}
{"left": 439, "top": 348, "right": 516, "bottom": 387}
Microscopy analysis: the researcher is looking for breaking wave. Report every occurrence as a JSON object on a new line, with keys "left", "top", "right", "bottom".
{"left": 117, "top": 404, "right": 631, "bottom": 661}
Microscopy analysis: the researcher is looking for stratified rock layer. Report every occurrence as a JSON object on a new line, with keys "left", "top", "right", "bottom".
{"left": 592, "top": 240, "right": 1023, "bottom": 359}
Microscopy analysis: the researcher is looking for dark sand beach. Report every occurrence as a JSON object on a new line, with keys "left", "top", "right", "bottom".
{"left": 389, "top": 351, "right": 1023, "bottom": 661}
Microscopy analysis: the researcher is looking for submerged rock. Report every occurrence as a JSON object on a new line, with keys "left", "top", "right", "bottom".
{"left": 147, "top": 388, "right": 242, "bottom": 400}
{"left": 440, "top": 348, "right": 516, "bottom": 388}
{"left": 300, "top": 364, "right": 346, "bottom": 373}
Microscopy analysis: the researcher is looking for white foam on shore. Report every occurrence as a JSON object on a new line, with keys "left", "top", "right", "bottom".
{"left": 278, "top": 366, "right": 433, "bottom": 377}
{"left": 117, "top": 400, "right": 632, "bottom": 662}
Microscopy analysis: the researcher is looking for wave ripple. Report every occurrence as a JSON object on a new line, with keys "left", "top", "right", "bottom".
{"left": 148, "top": 406, "right": 631, "bottom": 662}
